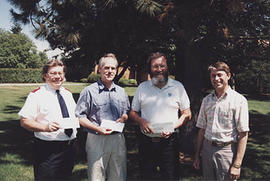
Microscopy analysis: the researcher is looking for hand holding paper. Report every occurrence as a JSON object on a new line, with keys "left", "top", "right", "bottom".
{"left": 57, "top": 118, "right": 80, "bottom": 129}
{"left": 100, "top": 119, "right": 125, "bottom": 133}
{"left": 150, "top": 122, "right": 174, "bottom": 133}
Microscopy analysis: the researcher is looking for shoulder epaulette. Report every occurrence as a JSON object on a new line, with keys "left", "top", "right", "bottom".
{"left": 64, "top": 87, "right": 71, "bottom": 92}
{"left": 32, "top": 87, "right": 41, "bottom": 93}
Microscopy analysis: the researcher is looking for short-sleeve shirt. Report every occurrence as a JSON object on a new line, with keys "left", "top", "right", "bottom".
{"left": 18, "top": 84, "right": 77, "bottom": 141}
{"left": 131, "top": 78, "right": 190, "bottom": 136}
{"left": 75, "top": 79, "right": 130, "bottom": 134}
{"left": 196, "top": 87, "right": 249, "bottom": 142}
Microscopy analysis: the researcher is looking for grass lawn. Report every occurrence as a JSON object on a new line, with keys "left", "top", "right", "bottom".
{"left": 0, "top": 83, "right": 269, "bottom": 180}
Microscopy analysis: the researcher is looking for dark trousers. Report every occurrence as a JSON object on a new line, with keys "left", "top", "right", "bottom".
{"left": 33, "top": 138, "right": 76, "bottom": 181}
{"left": 138, "top": 132, "right": 179, "bottom": 180}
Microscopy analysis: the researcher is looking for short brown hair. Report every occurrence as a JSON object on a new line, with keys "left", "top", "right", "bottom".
{"left": 42, "top": 59, "right": 66, "bottom": 81}
{"left": 147, "top": 52, "right": 167, "bottom": 72}
{"left": 208, "top": 61, "right": 230, "bottom": 74}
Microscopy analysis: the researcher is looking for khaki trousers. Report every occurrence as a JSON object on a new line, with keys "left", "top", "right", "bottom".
{"left": 202, "top": 139, "right": 237, "bottom": 181}
{"left": 85, "top": 133, "right": 127, "bottom": 181}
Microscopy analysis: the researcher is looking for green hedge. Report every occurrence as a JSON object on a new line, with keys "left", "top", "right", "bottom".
{"left": 80, "top": 72, "right": 137, "bottom": 86}
{"left": 80, "top": 72, "right": 101, "bottom": 83}
{"left": 87, "top": 72, "right": 101, "bottom": 83}
{"left": 0, "top": 68, "right": 43, "bottom": 83}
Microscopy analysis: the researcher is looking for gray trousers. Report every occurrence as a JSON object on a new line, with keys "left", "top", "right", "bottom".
{"left": 202, "top": 139, "right": 237, "bottom": 181}
{"left": 85, "top": 133, "right": 127, "bottom": 181}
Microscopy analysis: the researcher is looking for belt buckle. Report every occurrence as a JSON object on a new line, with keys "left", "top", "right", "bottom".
{"left": 212, "top": 141, "right": 231, "bottom": 147}
{"left": 67, "top": 139, "right": 74, "bottom": 145}
{"left": 215, "top": 141, "right": 223, "bottom": 147}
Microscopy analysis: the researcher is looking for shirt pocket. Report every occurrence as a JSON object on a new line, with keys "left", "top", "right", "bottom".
{"left": 218, "top": 109, "right": 234, "bottom": 129}
{"left": 93, "top": 98, "right": 108, "bottom": 113}
{"left": 95, "top": 98, "right": 108, "bottom": 106}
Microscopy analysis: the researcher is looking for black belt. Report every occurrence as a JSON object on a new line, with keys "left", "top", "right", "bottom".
{"left": 141, "top": 132, "right": 176, "bottom": 143}
{"left": 89, "top": 131, "right": 120, "bottom": 135}
{"left": 206, "top": 139, "right": 235, "bottom": 147}
{"left": 35, "top": 137, "right": 76, "bottom": 146}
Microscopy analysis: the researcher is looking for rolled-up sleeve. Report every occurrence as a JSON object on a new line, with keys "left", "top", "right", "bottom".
{"left": 124, "top": 93, "right": 130, "bottom": 115}
{"left": 75, "top": 88, "right": 92, "bottom": 118}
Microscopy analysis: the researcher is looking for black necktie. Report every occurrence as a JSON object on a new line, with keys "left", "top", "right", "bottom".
{"left": 56, "top": 90, "right": 73, "bottom": 137}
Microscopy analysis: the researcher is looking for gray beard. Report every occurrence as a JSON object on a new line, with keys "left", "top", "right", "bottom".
{"left": 151, "top": 75, "right": 168, "bottom": 87}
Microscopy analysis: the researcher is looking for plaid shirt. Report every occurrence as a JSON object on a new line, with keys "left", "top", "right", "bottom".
{"left": 75, "top": 79, "right": 130, "bottom": 134}
{"left": 196, "top": 87, "right": 249, "bottom": 142}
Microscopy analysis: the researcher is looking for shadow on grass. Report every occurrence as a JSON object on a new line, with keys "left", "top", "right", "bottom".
{"left": 0, "top": 96, "right": 202, "bottom": 181}
{"left": 1, "top": 93, "right": 270, "bottom": 180}
{"left": 3, "top": 105, "right": 22, "bottom": 114}
{"left": 0, "top": 102, "right": 35, "bottom": 166}
{"left": 241, "top": 111, "right": 270, "bottom": 180}
{"left": 0, "top": 118, "right": 33, "bottom": 165}
{"left": 246, "top": 94, "right": 270, "bottom": 101}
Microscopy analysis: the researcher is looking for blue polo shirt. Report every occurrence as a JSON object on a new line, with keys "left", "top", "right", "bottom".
{"left": 75, "top": 79, "right": 130, "bottom": 134}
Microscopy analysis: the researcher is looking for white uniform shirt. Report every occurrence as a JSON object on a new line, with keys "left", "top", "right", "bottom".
{"left": 132, "top": 78, "right": 190, "bottom": 137}
{"left": 18, "top": 84, "right": 77, "bottom": 141}
{"left": 196, "top": 87, "right": 249, "bottom": 142}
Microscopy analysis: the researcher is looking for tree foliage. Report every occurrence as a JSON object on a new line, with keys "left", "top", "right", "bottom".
{"left": 10, "top": 22, "right": 22, "bottom": 34}
{"left": 8, "top": 0, "right": 270, "bottom": 93}
{"left": 0, "top": 28, "right": 48, "bottom": 68}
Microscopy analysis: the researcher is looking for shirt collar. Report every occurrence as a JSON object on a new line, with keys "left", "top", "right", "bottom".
{"left": 212, "top": 86, "right": 232, "bottom": 99}
{"left": 45, "top": 83, "right": 64, "bottom": 94}
{"left": 97, "top": 79, "right": 116, "bottom": 93}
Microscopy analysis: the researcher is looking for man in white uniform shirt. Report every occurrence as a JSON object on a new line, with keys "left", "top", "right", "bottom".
{"left": 18, "top": 59, "right": 78, "bottom": 180}
{"left": 130, "top": 52, "right": 191, "bottom": 180}
{"left": 193, "top": 61, "right": 249, "bottom": 180}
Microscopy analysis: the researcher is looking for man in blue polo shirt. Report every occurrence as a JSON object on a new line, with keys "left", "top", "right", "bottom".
{"left": 75, "top": 53, "right": 130, "bottom": 181}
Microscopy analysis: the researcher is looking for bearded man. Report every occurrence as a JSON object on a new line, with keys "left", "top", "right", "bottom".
{"left": 130, "top": 52, "right": 192, "bottom": 180}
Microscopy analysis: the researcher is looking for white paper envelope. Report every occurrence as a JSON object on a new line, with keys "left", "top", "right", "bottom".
{"left": 57, "top": 117, "right": 80, "bottom": 129}
{"left": 100, "top": 119, "right": 125, "bottom": 133}
{"left": 150, "top": 122, "right": 174, "bottom": 133}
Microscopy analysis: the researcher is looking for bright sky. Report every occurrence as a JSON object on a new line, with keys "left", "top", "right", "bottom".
{"left": 0, "top": 0, "right": 62, "bottom": 59}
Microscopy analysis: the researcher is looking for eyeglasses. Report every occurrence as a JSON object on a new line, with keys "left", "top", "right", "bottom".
{"left": 151, "top": 64, "right": 167, "bottom": 69}
{"left": 48, "top": 72, "right": 64, "bottom": 77}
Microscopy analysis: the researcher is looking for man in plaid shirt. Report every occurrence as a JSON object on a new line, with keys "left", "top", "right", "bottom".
{"left": 193, "top": 61, "right": 249, "bottom": 180}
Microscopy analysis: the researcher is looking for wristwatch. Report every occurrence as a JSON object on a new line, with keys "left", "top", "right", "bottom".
{"left": 233, "top": 163, "right": 241, "bottom": 169}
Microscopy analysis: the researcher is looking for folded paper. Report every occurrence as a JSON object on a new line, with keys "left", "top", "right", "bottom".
{"left": 100, "top": 119, "right": 125, "bottom": 132}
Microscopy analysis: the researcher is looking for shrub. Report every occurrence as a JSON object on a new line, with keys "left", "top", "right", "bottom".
{"left": 119, "top": 78, "right": 129, "bottom": 85}
{"left": 82, "top": 72, "right": 137, "bottom": 86}
{"left": 118, "top": 78, "right": 137, "bottom": 86}
{"left": 80, "top": 78, "right": 88, "bottom": 83}
{"left": 0, "top": 68, "right": 43, "bottom": 83}
{"left": 87, "top": 72, "right": 101, "bottom": 83}
{"left": 128, "top": 79, "right": 137, "bottom": 85}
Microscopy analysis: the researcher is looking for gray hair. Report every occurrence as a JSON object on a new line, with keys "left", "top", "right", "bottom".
{"left": 98, "top": 53, "right": 118, "bottom": 68}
